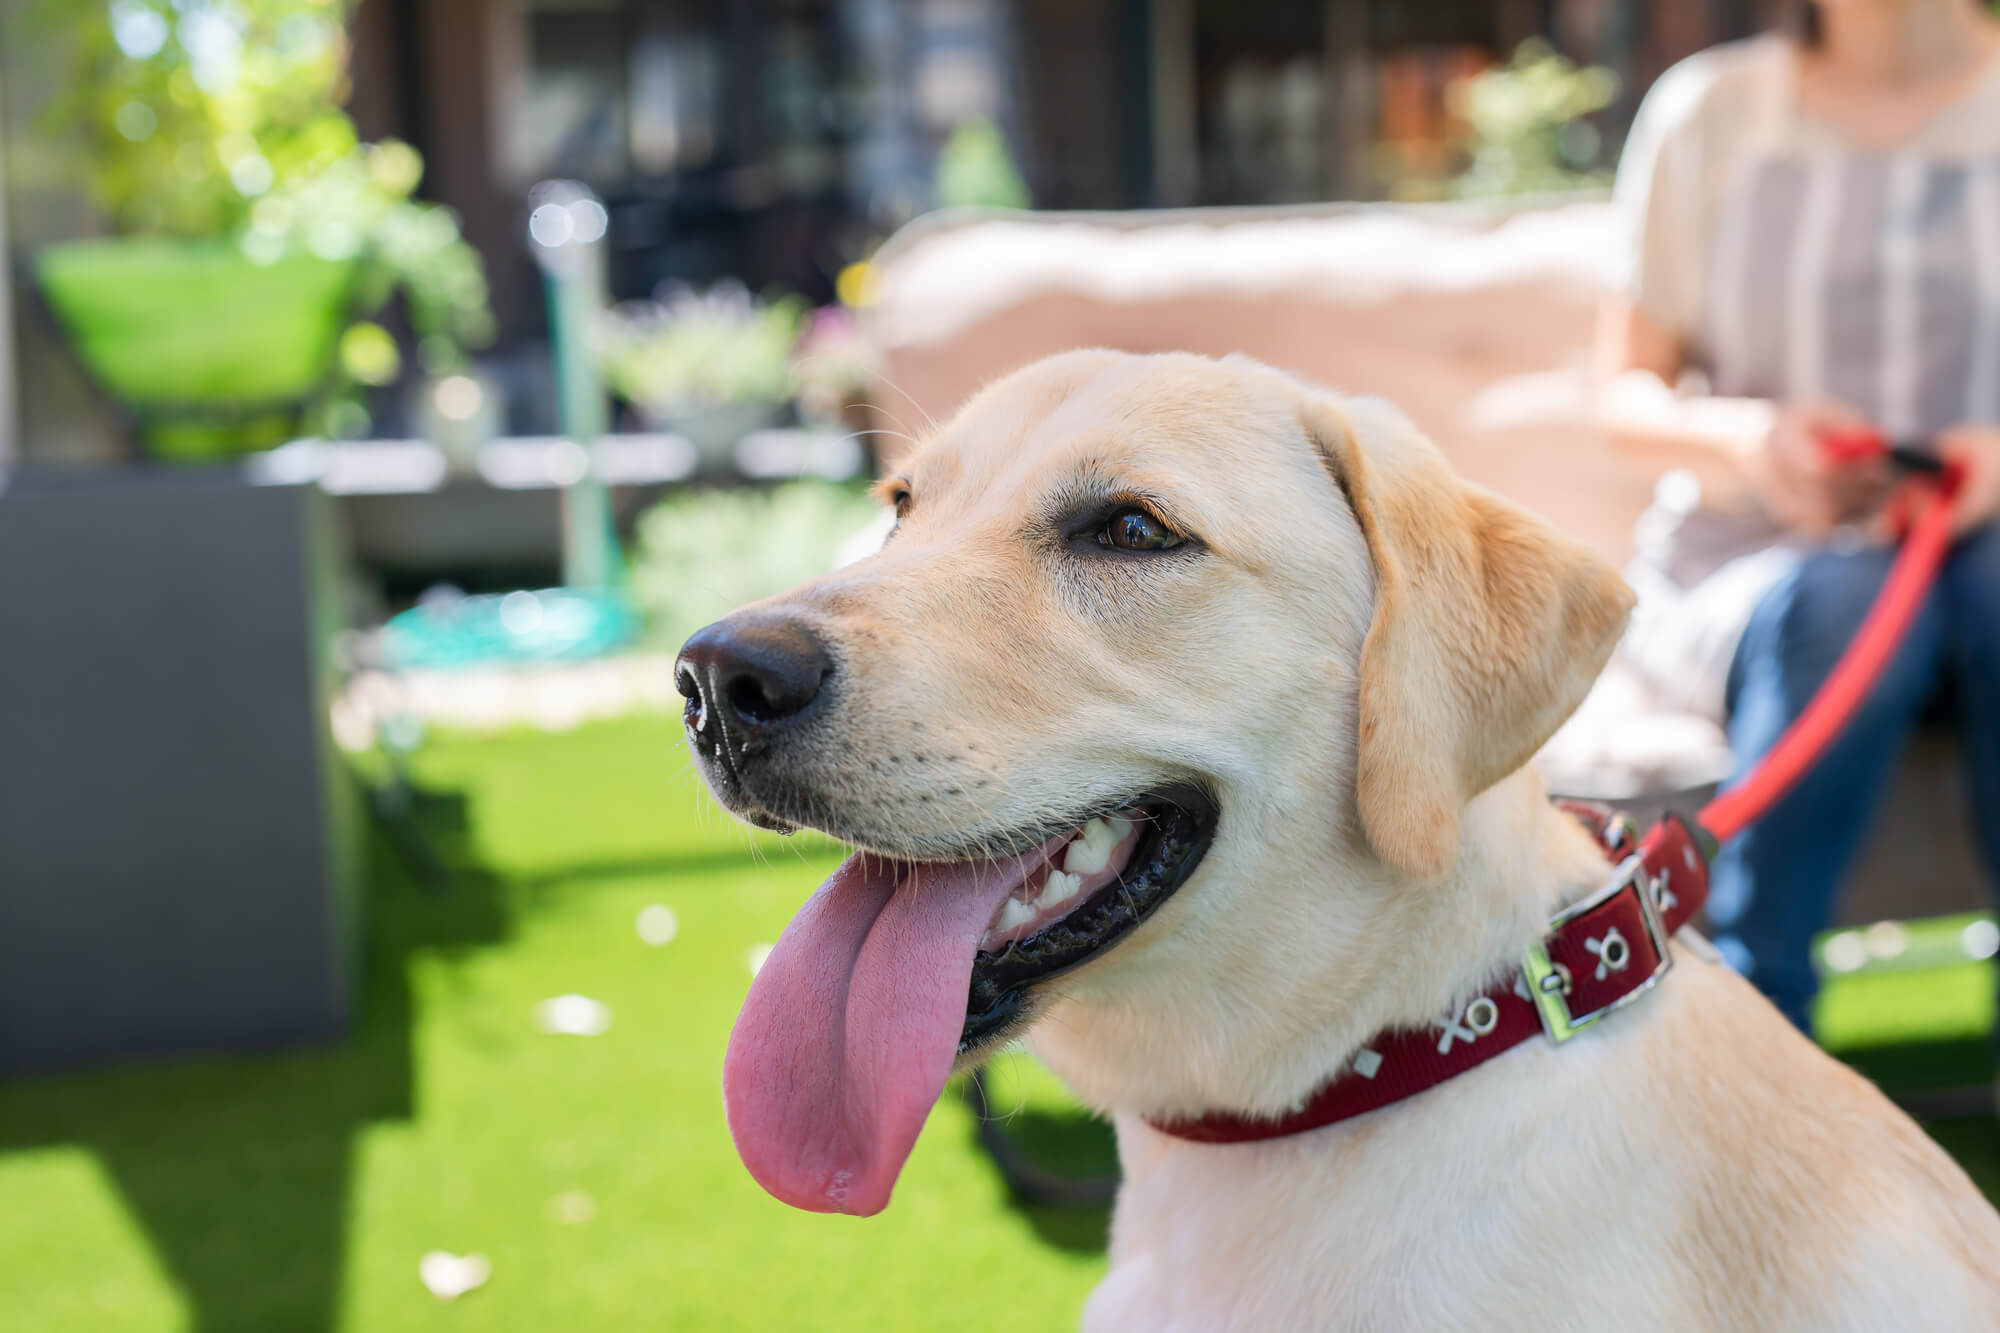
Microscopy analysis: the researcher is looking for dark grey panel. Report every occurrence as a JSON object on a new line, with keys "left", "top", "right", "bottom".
{"left": 0, "top": 471, "right": 358, "bottom": 1073}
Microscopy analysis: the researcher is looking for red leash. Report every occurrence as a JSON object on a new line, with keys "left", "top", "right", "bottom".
{"left": 1686, "top": 433, "right": 1965, "bottom": 846}
{"left": 1150, "top": 431, "right": 1970, "bottom": 1144}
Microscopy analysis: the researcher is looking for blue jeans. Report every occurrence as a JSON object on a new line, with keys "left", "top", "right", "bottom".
{"left": 1710, "top": 523, "right": 2000, "bottom": 1031}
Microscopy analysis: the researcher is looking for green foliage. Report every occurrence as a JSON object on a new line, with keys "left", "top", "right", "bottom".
{"left": 598, "top": 283, "right": 805, "bottom": 420}
{"left": 1450, "top": 39, "right": 1618, "bottom": 199}
{"left": 45, "top": 0, "right": 493, "bottom": 432}
{"left": 60, "top": 0, "right": 347, "bottom": 235}
{"left": 244, "top": 137, "right": 495, "bottom": 371}
{"left": 934, "top": 118, "right": 1030, "bottom": 211}
{"left": 627, "top": 482, "right": 881, "bottom": 649}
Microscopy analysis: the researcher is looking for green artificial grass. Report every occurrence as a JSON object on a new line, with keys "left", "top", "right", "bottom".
{"left": 0, "top": 717, "right": 1105, "bottom": 1332}
{"left": 1816, "top": 916, "right": 1999, "bottom": 1093}
{"left": 0, "top": 714, "right": 1991, "bottom": 1332}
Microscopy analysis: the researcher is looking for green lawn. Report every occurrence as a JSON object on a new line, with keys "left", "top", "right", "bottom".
{"left": 0, "top": 717, "right": 1106, "bottom": 1332}
{"left": 0, "top": 715, "right": 1989, "bottom": 1332}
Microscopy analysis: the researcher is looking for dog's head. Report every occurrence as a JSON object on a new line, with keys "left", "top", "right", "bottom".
{"left": 682, "top": 350, "right": 1631, "bottom": 1214}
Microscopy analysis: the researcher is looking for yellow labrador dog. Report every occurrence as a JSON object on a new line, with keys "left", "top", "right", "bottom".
{"left": 679, "top": 350, "right": 2000, "bottom": 1331}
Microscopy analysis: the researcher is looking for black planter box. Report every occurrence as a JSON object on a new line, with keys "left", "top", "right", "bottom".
{"left": 0, "top": 468, "right": 363, "bottom": 1074}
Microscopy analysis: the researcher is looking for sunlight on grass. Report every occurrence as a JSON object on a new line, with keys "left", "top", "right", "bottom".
{"left": 0, "top": 718, "right": 1105, "bottom": 1332}
{"left": 0, "top": 1148, "right": 184, "bottom": 1330}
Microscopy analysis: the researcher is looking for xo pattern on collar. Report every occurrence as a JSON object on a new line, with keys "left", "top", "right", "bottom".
{"left": 1148, "top": 805, "right": 1710, "bottom": 1145}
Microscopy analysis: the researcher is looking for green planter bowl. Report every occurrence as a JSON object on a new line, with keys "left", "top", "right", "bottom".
{"left": 37, "top": 239, "right": 356, "bottom": 459}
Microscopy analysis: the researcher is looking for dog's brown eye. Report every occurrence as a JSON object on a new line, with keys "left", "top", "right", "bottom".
{"left": 1100, "top": 508, "right": 1181, "bottom": 551}
{"left": 891, "top": 488, "right": 911, "bottom": 519}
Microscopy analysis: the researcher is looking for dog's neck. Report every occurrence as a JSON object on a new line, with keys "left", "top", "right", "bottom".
{"left": 1032, "top": 767, "right": 1612, "bottom": 1122}
{"left": 1355, "top": 769, "right": 1615, "bottom": 1036}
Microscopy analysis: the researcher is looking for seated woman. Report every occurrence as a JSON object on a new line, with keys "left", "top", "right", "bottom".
{"left": 1600, "top": 0, "right": 2000, "bottom": 1030}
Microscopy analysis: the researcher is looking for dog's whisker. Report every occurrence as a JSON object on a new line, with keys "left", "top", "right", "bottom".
{"left": 841, "top": 425, "right": 923, "bottom": 449}
{"left": 864, "top": 369, "right": 939, "bottom": 436}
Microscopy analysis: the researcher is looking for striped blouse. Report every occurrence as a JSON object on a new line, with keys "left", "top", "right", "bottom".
{"left": 1610, "top": 35, "right": 2000, "bottom": 718}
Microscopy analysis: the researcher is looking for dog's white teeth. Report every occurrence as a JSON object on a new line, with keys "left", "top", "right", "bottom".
{"left": 1061, "top": 840, "right": 1106, "bottom": 876}
{"left": 1062, "top": 815, "right": 1127, "bottom": 875}
{"left": 989, "top": 811, "right": 1148, "bottom": 944}
{"left": 1039, "top": 869, "right": 1082, "bottom": 909}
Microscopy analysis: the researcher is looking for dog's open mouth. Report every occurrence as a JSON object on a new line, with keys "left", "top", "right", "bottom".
{"left": 721, "top": 784, "right": 1214, "bottom": 1217}
{"left": 961, "top": 788, "right": 1216, "bottom": 1052}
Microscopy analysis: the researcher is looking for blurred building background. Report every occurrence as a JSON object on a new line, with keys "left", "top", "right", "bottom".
{"left": 1, "top": 0, "right": 1784, "bottom": 464}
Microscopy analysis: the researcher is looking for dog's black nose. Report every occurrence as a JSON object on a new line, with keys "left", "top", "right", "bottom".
{"left": 676, "top": 613, "right": 832, "bottom": 748}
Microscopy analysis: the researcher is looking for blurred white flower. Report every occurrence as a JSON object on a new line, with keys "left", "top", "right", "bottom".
{"left": 1962, "top": 919, "right": 1999, "bottom": 961}
{"left": 535, "top": 994, "right": 611, "bottom": 1036}
{"left": 418, "top": 1251, "right": 490, "bottom": 1301}
{"left": 636, "top": 904, "right": 679, "bottom": 947}
{"left": 549, "top": 1191, "right": 597, "bottom": 1224}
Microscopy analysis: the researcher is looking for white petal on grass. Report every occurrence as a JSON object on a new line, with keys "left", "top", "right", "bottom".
{"left": 1963, "top": 919, "right": 2000, "bottom": 961}
{"left": 1863, "top": 920, "right": 1908, "bottom": 960}
{"left": 746, "top": 943, "right": 775, "bottom": 977}
{"left": 1821, "top": 932, "right": 1867, "bottom": 974}
{"left": 549, "top": 1190, "right": 597, "bottom": 1224}
{"left": 535, "top": 994, "right": 611, "bottom": 1036}
{"left": 418, "top": 1251, "right": 491, "bottom": 1301}
{"left": 636, "top": 904, "right": 679, "bottom": 947}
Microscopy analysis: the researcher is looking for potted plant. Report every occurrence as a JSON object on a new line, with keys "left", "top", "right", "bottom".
{"left": 0, "top": 1, "right": 490, "bottom": 1066}
{"left": 627, "top": 481, "right": 883, "bottom": 652}
{"left": 934, "top": 118, "right": 1030, "bottom": 211}
{"left": 597, "top": 281, "right": 803, "bottom": 474}
{"left": 34, "top": 0, "right": 493, "bottom": 460}
{"left": 1449, "top": 40, "right": 1619, "bottom": 199}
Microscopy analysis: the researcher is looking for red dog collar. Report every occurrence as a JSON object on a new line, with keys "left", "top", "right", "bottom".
{"left": 1147, "top": 804, "right": 1711, "bottom": 1144}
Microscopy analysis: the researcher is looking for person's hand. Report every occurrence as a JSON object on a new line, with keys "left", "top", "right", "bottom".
{"left": 1752, "top": 400, "right": 1890, "bottom": 537}
{"left": 1938, "top": 424, "right": 2000, "bottom": 537}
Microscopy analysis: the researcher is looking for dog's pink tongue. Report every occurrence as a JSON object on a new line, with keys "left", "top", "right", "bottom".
{"left": 723, "top": 847, "right": 1043, "bottom": 1216}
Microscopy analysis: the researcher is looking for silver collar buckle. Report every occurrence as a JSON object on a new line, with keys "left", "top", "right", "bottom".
{"left": 1521, "top": 852, "right": 1673, "bottom": 1044}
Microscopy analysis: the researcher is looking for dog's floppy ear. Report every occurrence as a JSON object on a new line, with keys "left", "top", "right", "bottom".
{"left": 1301, "top": 395, "right": 1634, "bottom": 880}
